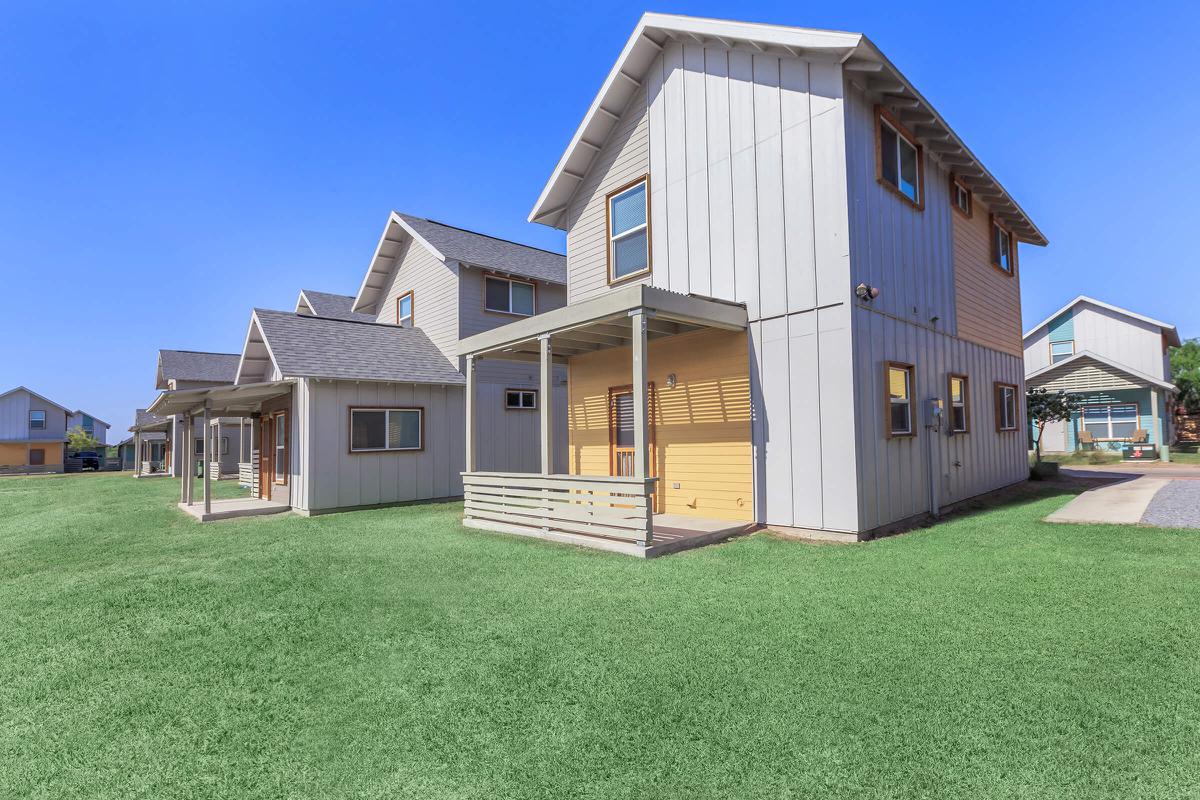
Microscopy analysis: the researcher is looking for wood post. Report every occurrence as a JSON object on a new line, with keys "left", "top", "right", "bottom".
{"left": 134, "top": 431, "right": 141, "bottom": 476}
{"left": 1150, "top": 388, "right": 1161, "bottom": 456}
{"left": 202, "top": 403, "right": 211, "bottom": 516}
{"left": 464, "top": 354, "right": 477, "bottom": 473}
{"left": 631, "top": 310, "right": 652, "bottom": 547}
{"left": 183, "top": 414, "right": 193, "bottom": 505}
{"left": 539, "top": 335, "right": 553, "bottom": 475}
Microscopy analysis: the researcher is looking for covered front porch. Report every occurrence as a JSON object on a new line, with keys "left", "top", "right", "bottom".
{"left": 459, "top": 284, "right": 755, "bottom": 557}
{"left": 147, "top": 380, "right": 294, "bottom": 522}
{"left": 129, "top": 418, "right": 170, "bottom": 478}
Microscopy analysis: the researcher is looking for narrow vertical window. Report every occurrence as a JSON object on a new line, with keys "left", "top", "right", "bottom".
{"left": 991, "top": 216, "right": 1016, "bottom": 274}
{"left": 274, "top": 413, "right": 287, "bottom": 484}
{"left": 950, "top": 174, "right": 972, "bottom": 217}
{"left": 995, "top": 383, "right": 1018, "bottom": 431}
{"left": 886, "top": 362, "right": 915, "bottom": 438}
{"left": 876, "top": 107, "right": 923, "bottom": 208}
{"left": 396, "top": 291, "right": 414, "bottom": 327}
{"left": 949, "top": 374, "right": 970, "bottom": 434}
{"left": 607, "top": 177, "right": 650, "bottom": 283}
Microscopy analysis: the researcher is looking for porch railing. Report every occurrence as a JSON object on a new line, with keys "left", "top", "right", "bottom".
{"left": 462, "top": 472, "right": 658, "bottom": 546}
{"left": 238, "top": 461, "right": 254, "bottom": 487}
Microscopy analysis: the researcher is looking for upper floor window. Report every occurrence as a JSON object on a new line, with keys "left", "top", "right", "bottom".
{"left": 949, "top": 374, "right": 970, "bottom": 434}
{"left": 484, "top": 275, "right": 535, "bottom": 316}
{"left": 1050, "top": 340, "right": 1074, "bottom": 364}
{"left": 396, "top": 291, "right": 414, "bottom": 328}
{"left": 607, "top": 177, "right": 650, "bottom": 283}
{"left": 950, "top": 175, "right": 972, "bottom": 217}
{"left": 82, "top": 414, "right": 94, "bottom": 436}
{"left": 886, "top": 362, "right": 915, "bottom": 438}
{"left": 29, "top": 410, "right": 46, "bottom": 430}
{"left": 876, "top": 107, "right": 923, "bottom": 208}
{"left": 995, "top": 382, "right": 1018, "bottom": 431}
{"left": 991, "top": 216, "right": 1016, "bottom": 274}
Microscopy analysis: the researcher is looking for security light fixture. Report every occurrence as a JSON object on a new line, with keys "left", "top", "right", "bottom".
{"left": 855, "top": 283, "right": 880, "bottom": 302}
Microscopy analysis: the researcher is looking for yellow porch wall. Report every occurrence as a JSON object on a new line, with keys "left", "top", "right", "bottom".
{"left": 567, "top": 327, "right": 753, "bottom": 521}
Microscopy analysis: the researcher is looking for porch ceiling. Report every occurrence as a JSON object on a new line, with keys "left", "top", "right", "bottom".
{"left": 459, "top": 284, "right": 748, "bottom": 362}
{"left": 147, "top": 380, "right": 294, "bottom": 418}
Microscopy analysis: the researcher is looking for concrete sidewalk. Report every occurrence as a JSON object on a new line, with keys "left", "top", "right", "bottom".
{"left": 1044, "top": 476, "right": 1171, "bottom": 525}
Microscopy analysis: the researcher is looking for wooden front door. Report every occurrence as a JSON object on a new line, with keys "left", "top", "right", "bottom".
{"left": 608, "top": 384, "right": 657, "bottom": 508}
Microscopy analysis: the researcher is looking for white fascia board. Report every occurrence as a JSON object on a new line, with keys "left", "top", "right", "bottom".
{"left": 351, "top": 212, "right": 447, "bottom": 313}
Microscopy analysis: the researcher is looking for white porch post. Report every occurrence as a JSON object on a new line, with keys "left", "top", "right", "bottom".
{"left": 539, "top": 335, "right": 553, "bottom": 475}
{"left": 1150, "top": 388, "right": 1162, "bottom": 460}
{"left": 631, "top": 310, "right": 651, "bottom": 546}
{"left": 180, "top": 416, "right": 188, "bottom": 503}
{"left": 134, "top": 431, "right": 141, "bottom": 476}
{"left": 465, "top": 354, "right": 477, "bottom": 473}
{"left": 202, "top": 403, "right": 211, "bottom": 515}
{"left": 250, "top": 414, "right": 257, "bottom": 497}
{"left": 215, "top": 418, "right": 221, "bottom": 476}
{"left": 183, "top": 414, "right": 193, "bottom": 504}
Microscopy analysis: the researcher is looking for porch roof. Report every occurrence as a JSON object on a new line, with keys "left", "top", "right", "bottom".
{"left": 1026, "top": 351, "right": 1176, "bottom": 393}
{"left": 147, "top": 380, "right": 295, "bottom": 418}
{"left": 458, "top": 284, "right": 748, "bottom": 362}
{"left": 130, "top": 408, "right": 169, "bottom": 432}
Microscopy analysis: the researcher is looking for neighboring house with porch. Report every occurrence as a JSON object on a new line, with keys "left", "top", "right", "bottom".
{"left": 153, "top": 349, "right": 243, "bottom": 478}
{"left": 458, "top": 13, "right": 1046, "bottom": 552}
{"left": 146, "top": 213, "right": 568, "bottom": 520}
{"left": 0, "top": 386, "right": 69, "bottom": 474}
{"left": 1024, "top": 296, "right": 1180, "bottom": 457}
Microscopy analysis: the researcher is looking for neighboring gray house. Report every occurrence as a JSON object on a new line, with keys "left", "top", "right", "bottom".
{"left": 66, "top": 410, "right": 110, "bottom": 446}
{"left": 134, "top": 350, "right": 246, "bottom": 478}
{"left": 457, "top": 13, "right": 1047, "bottom": 552}
{"left": 147, "top": 213, "right": 568, "bottom": 520}
{"left": 1024, "top": 296, "right": 1180, "bottom": 457}
{"left": 0, "top": 386, "right": 70, "bottom": 473}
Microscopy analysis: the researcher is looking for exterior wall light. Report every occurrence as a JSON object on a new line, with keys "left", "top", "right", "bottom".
{"left": 855, "top": 283, "right": 880, "bottom": 302}
{"left": 666, "top": 373, "right": 677, "bottom": 389}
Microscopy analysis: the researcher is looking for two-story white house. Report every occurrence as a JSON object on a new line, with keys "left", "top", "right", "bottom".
{"left": 1024, "top": 296, "right": 1180, "bottom": 458}
{"left": 458, "top": 13, "right": 1047, "bottom": 552}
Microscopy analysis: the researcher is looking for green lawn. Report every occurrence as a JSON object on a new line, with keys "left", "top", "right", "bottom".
{"left": 2, "top": 473, "right": 1198, "bottom": 799}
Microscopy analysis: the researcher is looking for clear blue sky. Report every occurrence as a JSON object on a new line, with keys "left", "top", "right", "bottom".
{"left": 2, "top": 2, "right": 1197, "bottom": 434}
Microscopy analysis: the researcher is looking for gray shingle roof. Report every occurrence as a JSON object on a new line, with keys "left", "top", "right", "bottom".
{"left": 131, "top": 408, "right": 167, "bottom": 430}
{"left": 397, "top": 213, "right": 566, "bottom": 285}
{"left": 299, "top": 289, "right": 375, "bottom": 322}
{"left": 253, "top": 309, "right": 465, "bottom": 385}
{"left": 158, "top": 350, "right": 240, "bottom": 383}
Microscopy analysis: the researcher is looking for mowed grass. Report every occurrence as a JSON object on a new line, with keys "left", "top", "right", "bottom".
{"left": 1, "top": 474, "right": 1198, "bottom": 799}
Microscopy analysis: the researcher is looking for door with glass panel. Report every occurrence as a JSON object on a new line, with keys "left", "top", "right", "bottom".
{"left": 608, "top": 385, "right": 657, "bottom": 510}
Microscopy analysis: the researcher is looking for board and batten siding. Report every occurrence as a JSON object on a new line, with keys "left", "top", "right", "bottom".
{"left": 300, "top": 379, "right": 464, "bottom": 513}
{"left": 1024, "top": 301, "right": 1169, "bottom": 379}
{"left": 0, "top": 390, "right": 66, "bottom": 442}
{"left": 567, "top": 328, "right": 753, "bottom": 522}
{"left": 952, "top": 196, "right": 1023, "bottom": 357}
{"left": 374, "top": 237, "right": 460, "bottom": 363}
{"left": 852, "top": 309, "right": 1028, "bottom": 531}
{"left": 564, "top": 84, "right": 649, "bottom": 304}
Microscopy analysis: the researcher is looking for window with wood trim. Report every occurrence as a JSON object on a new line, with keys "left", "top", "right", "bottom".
{"left": 886, "top": 362, "right": 916, "bottom": 438}
{"left": 606, "top": 177, "right": 650, "bottom": 283}
{"left": 949, "top": 374, "right": 970, "bottom": 434}
{"left": 274, "top": 412, "right": 288, "bottom": 484}
{"left": 950, "top": 174, "right": 972, "bottom": 217}
{"left": 29, "top": 448, "right": 45, "bottom": 466}
{"left": 1050, "top": 340, "right": 1074, "bottom": 364}
{"left": 349, "top": 408, "right": 423, "bottom": 453}
{"left": 29, "top": 410, "right": 45, "bottom": 430}
{"left": 876, "top": 107, "right": 923, "bottom": 208}
{"left": 991, "top": 215, "right": 1016, "bottom": 274}
{"left": 995, "top": 383, "right": 1018, "bottom": 431}
{"left": 504, "top": 389, "right": 537, "bottom": 410}
{"left": 484, "top": 275, "right": 535, "bottom": 316}
{"left": 396, "top": 291, "right": 414, "bottom": 328}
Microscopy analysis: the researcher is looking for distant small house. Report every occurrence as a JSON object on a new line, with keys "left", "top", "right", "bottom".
{"left": 67, "top": 410, "right": 110, "bottom": 446}
{"left": 1024, "top": 296, "right": 1180, "bottom": 457}
{"left": 0, "top": 386, "right": 70, "bottom": 473}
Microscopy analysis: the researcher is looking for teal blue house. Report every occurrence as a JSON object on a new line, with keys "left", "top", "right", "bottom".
{"left": 1023, "top": 297, "right": 1180, "bottom": 458}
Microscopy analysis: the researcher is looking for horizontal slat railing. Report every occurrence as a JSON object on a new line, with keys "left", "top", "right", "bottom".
{"left": 238, "top": 462, "right": 254, "bottom": 486}
{"left": 462, "top": 472, "right": 657, "bottom": 545}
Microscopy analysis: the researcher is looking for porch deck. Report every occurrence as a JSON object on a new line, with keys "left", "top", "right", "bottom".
{"left": 178, "top": 497, "right": 290, "bottom": 523}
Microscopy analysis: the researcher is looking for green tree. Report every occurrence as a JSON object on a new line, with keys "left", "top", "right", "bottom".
{"left": 66, "top": 425, "right": 100, "bottom": 453}
{"left": 1170, "top": 338, "right": 1200, "bottom": 413}
{"left": 1027, "top": 388, "right": 1081, "bottom": 463}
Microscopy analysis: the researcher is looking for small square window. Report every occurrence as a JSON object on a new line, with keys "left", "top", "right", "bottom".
{"left": 29, "top": 410, "right": 46, "bottom": 430}
{"left": 950, "top": 175, "right": 972, "bottom": 217}
{"left": 29, "top": 448, "right": 45, "bottom": 466}
{"left": 505, "top": 390, "right": 538, "bottom": 410}
{"left": 1050, "top": 340, "right": 1074, "bottom": 364}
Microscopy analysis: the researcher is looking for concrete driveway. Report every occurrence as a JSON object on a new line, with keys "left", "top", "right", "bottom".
{"left": 1045, "top": 463, "right": 1200, "bottom": 529}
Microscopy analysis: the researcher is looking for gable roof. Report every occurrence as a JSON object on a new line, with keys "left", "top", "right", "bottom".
{"left": 0, "top": 386, "right": 70, "bottom": 413}
{"left": 156, "top": 349, "right": 241, "bottom": 388}
{"left": 1023, "top": 296, "right": 1182, "bottom": 346}
{"left": 529, "top": 12, "right": 1045, "bottom": 246}
{"left": 351, "top": 211, "right": 566, "bottom": 315}
{"left": 130, "top": 408, "right": 168, "bottom": 431}
{"left": 242, "top": 309, "right": 465, "bottom": 386}
{"left": 70, "top": 410, "right": 110, "bottom": 428}
{"left": 1026, "top": 350, "right": 1176, "bottom": 392}
{"left": 296, "top": 289, "right": 375, "bottom": 322}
